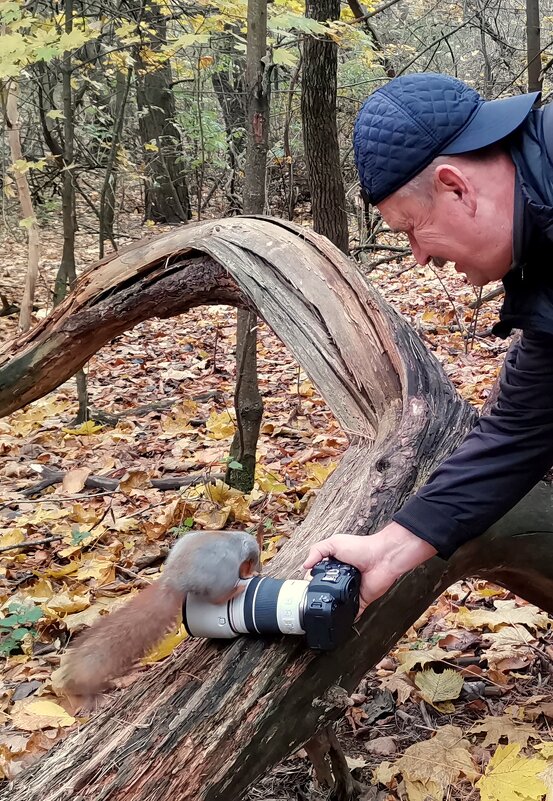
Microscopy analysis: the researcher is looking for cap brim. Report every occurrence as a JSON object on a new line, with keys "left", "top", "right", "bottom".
{"left": 440, "top": 91, "right": 540, "bottom": 154}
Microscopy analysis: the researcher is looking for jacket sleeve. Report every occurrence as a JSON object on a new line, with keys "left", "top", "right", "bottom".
{"left": 392, "top": 331, "right": 553, "bottom": 558}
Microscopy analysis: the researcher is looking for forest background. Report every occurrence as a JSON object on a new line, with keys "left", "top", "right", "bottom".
{"left": 1, "top": 0, "right": 553, "bottom": 799}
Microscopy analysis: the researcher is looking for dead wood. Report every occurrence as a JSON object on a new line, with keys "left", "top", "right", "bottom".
{"left": 0, "top": 217, "right": 551, "bottom": 801}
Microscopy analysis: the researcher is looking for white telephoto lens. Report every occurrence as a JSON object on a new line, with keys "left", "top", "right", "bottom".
{"left": 274, "top": 580, "right": 307, "bottom": 635}
{"left": 182, "top": 578, "right": 252, "bottom": 639}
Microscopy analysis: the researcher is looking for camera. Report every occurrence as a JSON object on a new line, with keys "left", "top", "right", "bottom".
{"left": 182, "top": 559, "right": 361, "bottom": 651}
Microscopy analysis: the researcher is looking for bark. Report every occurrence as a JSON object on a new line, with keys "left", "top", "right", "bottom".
{"left": 135, "top": 3, "right": 192, "bottom": 223}
{"left": 302, "top": 0, "right": 349, "bottom": 254}
{"left": 226, "top": 0, "right": 270, "bottom": 492}
{"left": 99, "top": 68, "right": 133, "bottom": 257}
{"left": 4, "top": 79, "right": 40, "bottom": 333}
{"left": 0, "top": 217, "right": 552, "bottom": 800}
{"left": 53, "top": 0, "right": 77, "bottom": 307}
{"left": 242, "top": 0, "right": 270, "bottom": 216}
{"left": 211, "top": 29, "right": 247, "bottom": 214}
{"left": 226, "top": 309, "right": 264, "bottom": 491}
{"left": 526, "top": 0, "right": 542, "bottom": 97}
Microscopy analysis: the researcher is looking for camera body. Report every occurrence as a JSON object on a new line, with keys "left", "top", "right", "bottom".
{"left": 182, "top": 558, "right": 361, "bottom": 651}
{"left": 304, "top": 559, "right": 362, "bottom": 650}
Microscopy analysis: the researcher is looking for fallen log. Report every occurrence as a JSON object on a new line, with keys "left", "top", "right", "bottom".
{"left": 1, "top": 217, "right": 551, "bottom": 801}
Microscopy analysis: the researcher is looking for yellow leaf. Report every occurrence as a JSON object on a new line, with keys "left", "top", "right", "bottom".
{"left": 396, "top": 645, "right": 460, "bottom": 673}
{"left": 142, "top": 624, "right": 187, "bottom": 664}
{"left": 10, "top": 700, "right": 75, "bottom": 731}
{"left": 303, "top": 460, "right": 337, "bottom": 487}
{"left": 454, "top": 600, "right": 550, "bottom": 632}
{"left": 75, "top": 557, "right": 115, "bottom": 584}
{"left": 403, "top": 778, "right": 442, "bottom": 801}
{"left": 372, "top": 760, "right": 396, "bottom": 787}
{"left": 44, "top": 561, "right": 79, "bottom": 578}
{"left": 396, "top": 725, "right": 479, "bottom": 794}
{"left": 415, "top": 668, "right": 463, "bottom": 704}
{"left": 206, "top": 410, "right": 235, "bottom": 440}
{"left": 193, "top": 506, "right": 230, "bottom": 530}
{"left": 471, "top": 715, "right": 540, "bottom": 748}
{"left": 298, "top": 380, "right": 314, "bottom": 397}
{"left": 61, "top": 467, "right": 91, "bottom": 494}
{"left": 198, "top": 55, "right": 214, "bottom": 68}
{"left": 63, "top": 420, "right": 104, "bottom": 436}
{"left": 256, "top": 470, "right": 287, "bottom": 493}
{"left": 535, "top": 742, "right": 553, "bottom": 760}
{"left": 0, "top": 529, "right": 25, "bottom": 551}
{"left": 476, "top": 744, "right": 547, "bottom": 801}
{"left": 44, "top": 591, "right": 90, "bottom": 617}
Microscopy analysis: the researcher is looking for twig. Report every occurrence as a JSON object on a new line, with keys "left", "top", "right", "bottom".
{"left": 0, "top": 535, "right": 61, "bottom": 554}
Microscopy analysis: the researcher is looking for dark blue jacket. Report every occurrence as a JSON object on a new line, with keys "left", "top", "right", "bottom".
{"left": 393, "top": 104, "right": 553, "bottom": 558}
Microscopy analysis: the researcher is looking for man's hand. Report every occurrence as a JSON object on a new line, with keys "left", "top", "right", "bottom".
{"left": 303, "top": 523, "right": 437, "bottom": 616}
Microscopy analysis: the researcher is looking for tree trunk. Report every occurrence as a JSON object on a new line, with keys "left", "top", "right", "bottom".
{"left": 53, "top": 0, "right": 77, "bottom": 307}
{"left": 226, "top": 308, "right": 264, "bottom": 491}
{"left": 135, "top": 3, "right": 192, "bottom": 223}
{"left": 226, "top": 0, "right": 269, "bottom": 492}
{"left": 0, "top": 217, "right": 552, "bottom": 800}
{"left": 99, "top": 68, "right": 132, "bottom": 257}
{"left": 211, "top": 29, "right": 247, "bottom": 214}
{"left": 526, "top": 0, "right": 542, "bottom": 97}
{"left": 4, "top": 78, "right": 40, "bottom": 333}
{"left": 302, "top": 0, "right": 349, "bottom": 254}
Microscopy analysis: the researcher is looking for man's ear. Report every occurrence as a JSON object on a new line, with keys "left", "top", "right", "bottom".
{"left": 433, "top": 164, "right": 477, "bottom": 215}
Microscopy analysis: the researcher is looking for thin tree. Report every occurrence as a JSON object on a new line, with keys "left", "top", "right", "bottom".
{"left": 4, "top": 79, "right": 40, "bottom": 332}
{"left": 301, "top": 0, "right": 349, "bottom": 253}
{"left": 226, "top": 0, "right": 270, "bottom": 492}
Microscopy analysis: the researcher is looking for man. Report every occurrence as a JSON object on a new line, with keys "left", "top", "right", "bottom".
{"left": 304, "top": 72, "right": 553, "bottom": 613}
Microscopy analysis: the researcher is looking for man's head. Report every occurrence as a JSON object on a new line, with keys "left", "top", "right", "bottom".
{"left": 354, "top": 73, "right": 539, "bottom": 285}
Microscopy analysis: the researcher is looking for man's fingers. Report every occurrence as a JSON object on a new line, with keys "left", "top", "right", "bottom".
{"left": 303, "top": 541, "right": 335, "bottom": 569}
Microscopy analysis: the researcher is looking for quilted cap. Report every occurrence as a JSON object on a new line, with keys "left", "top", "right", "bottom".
{"left": 354, "top": 73, "right": 539, "bottom": 205}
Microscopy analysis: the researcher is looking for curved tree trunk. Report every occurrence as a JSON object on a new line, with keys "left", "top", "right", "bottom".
{"left": 1, "top": 217, "right": 552, "bottom": 801}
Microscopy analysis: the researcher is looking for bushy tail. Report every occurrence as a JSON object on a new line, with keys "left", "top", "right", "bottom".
{"left": 59, "top": 581, "right": 183, "bottom": 696}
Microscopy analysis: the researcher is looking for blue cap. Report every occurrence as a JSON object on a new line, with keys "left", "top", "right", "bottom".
{"left": 354, "top": 73, "right": 539, "bottom": 205}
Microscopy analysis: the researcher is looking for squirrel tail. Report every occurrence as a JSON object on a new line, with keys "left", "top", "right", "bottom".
{"left": 59, "top": 581, "right": 183, "bottom": 697}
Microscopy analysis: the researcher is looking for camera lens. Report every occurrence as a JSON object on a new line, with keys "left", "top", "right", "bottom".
{"left": 183, "top": 577, "right": 309, "bottom": 639}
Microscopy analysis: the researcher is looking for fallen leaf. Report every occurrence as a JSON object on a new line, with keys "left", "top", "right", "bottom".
{"left": 372, "top": 760, "right": 396, "bottom": 787}
{"left": 0, "top": 529, "right": 25, "bottom": 551}
{"left": 365, "top": 736, "right": 397, "bottom": 757}
{"left": 141, "top": 624, "right": 187, "bottom": 664}
{"left": 415, "top": 668, "right": 463, "bottom": 704}
{"left": 454, "top": 601, "right": 550, "bottom": 633}
{"left": 396, "top": 646, "right": 460, "bottom": 673}
{"left": 119, "top": 470, "right": 150, "bottom": 494}
{"left": 10, "top": 699, "right": 76, "bottom": 731}
{"left": 394, "top": 725, "right": 479, "bottom": 797}
{"left": 471, "top": 715, "right": 540, "bottom": 748}
{"left": 63, "top": 421, "right": 105, "bottom": 436}
{"left": 380, "top": 673, "right": 414, "bottom": 704}
{"left": 206, "top": 410, "right": 235, "bottom": 440}
{"left": 60, "top": 467, "right": 91, "bottom": 494}
{"left": 476, "top": 744, "right": 547, "bottom": 801}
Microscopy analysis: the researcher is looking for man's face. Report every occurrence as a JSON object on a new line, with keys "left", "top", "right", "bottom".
{"left": 377, "top": 160, "right": 514, "bottom": 286}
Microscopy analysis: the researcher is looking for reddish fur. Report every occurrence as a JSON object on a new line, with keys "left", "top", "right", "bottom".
{"left": 60, "top": 582, "right": 182, "bottom": 696}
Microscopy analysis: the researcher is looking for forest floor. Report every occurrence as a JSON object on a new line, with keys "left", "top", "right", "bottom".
{"left": 0, "top": 209, "right": 552, "bottom": 801}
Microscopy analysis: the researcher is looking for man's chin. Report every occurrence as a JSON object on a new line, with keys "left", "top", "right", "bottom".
{"left": 455, "top": 266, "right": 489, "bottom": 287}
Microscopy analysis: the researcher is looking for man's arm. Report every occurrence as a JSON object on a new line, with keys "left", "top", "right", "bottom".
{"left": 393, "top": 331, "right": 553, "bottom": 557}
{"left": 304, "top": 331, "right": 553, "bottom": 612}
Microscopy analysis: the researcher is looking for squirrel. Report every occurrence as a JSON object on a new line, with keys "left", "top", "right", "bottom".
{"left": 58, "top": 530, "right": 260, "bottom": 697}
